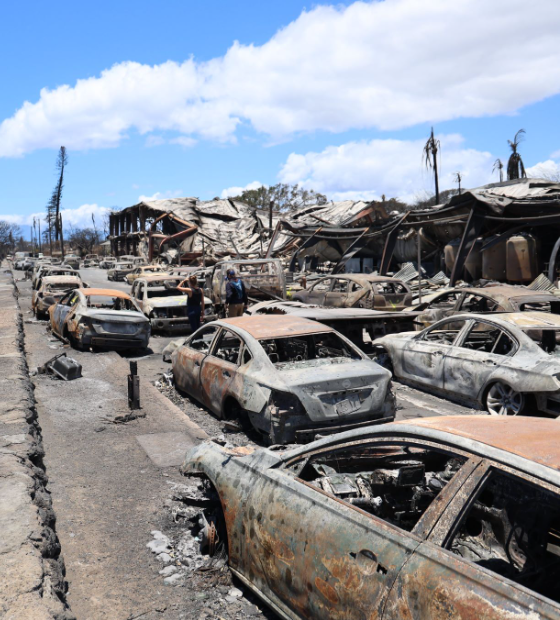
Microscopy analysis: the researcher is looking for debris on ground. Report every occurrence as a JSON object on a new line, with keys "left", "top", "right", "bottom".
{"left": 36, "top": 352, "right": 82, "bottom": 380}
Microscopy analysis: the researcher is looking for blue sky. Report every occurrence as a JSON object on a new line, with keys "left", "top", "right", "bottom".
{"left": 2, "top": 0, "right": 560, "bottom": 232}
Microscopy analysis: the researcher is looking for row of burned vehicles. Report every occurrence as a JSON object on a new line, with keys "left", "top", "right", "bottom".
{"left": 15, "top": 257, "right": 560, "bottom": 618}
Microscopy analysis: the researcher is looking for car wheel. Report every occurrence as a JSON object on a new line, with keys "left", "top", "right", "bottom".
{"left": 485, "top": 382, "right": 525, "bottom": 416}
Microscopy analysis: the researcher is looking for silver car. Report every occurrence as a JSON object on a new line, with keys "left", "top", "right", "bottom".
{"left": 373, "top": 311, "right": 560, "bottom": 416}
{"left": 172, "top": 315, "right": 395, "bottom": 443}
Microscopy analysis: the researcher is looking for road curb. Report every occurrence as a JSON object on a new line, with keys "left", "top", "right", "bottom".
{"left": 0, "top": 268, "right": 73, "bottom": 620}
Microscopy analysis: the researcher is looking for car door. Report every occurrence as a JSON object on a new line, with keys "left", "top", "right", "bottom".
{"left": 384, "top": 460, "right": 560, "bottom": 619}
{"left": 199, "top": 329, "right": 243, "bottom": 416}
{"left": 323, "top": 278, "right": 350, "bottom": 307}
{"left": 442, "top": 319, "right": 518, "bottom": 400}
{"left": 173, "top": 325, "right": 220, "bottom": 400}
{"left": 241, "top": 437, "right": 472, "bottom": 620}
{"left": 398, "top": 318, "right": 469, "bottom": 388}
{"left": 52, "top": 291, "right": 79, "bottom": 336}
{"left": 302, "top": 278, "right": 331, "bottom": 305}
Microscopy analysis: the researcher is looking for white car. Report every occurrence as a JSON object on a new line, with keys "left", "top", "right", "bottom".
{"left": 374, "top": 311, "right": 560, "bottom": 416}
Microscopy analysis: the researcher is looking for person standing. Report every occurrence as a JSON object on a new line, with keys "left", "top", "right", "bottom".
{"left": 177, "top": 275, "right": 205, "bottom": 332}
{"left": 225, "top": 269, "right": 247, "bottom": 317}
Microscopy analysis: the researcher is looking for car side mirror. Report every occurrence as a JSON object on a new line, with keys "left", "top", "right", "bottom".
{"left": 82, "top": 282, "right": 89, "bottom": 288}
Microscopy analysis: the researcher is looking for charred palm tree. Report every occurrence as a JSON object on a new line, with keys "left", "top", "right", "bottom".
{"left": 423, "top": 127, "right": 440, "bottom": 204}
{"left": 507, "top": 130, "right": 526, "bottom": 180}
{"left": 454, "top": 172, "right": 462, "bottom": 194}
{"left": 493, "top": 158, "right": 504, "bottom": 182}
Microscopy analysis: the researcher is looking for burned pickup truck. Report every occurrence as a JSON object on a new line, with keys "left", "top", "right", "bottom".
{"left": 183, "top": 415, "right": 560, "bottom": 619}
{"left": 172, "top": 315, "right": 395, "bottom": 444}
{"left": 206, "top": 259, "right": 286, "bottom": 317}
{"left": 131, "top": 275, "right": 215, "bottom": 332}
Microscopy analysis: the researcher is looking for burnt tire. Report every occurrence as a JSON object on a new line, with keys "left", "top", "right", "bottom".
{"left": 485, "top": 382, "right": 525, "bottom": 416}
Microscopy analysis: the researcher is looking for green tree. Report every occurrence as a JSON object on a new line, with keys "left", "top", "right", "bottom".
{"left": 231, "top": 183, "right": 328, "bottom": 214}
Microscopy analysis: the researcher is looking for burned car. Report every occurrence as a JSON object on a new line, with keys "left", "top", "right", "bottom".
{"left": 125, "top": 264, "right": 168, "bottom": 285}
{"left": 32, "top": 275, "right": 83, "bottom": 319}
{"left": 82, "top": 254, "right": 99, "bottom": 268}
{"left": 49, "top": 288, "right": 150, "bottom": 351}
{"left": 293, "top": 274, "right": 412, "bottom": 311}
{"left": 99, "top": 256, "right": 117, "bottom": 269}
{"left": 172, "top": 315, "right": 395, "bottom": 444}
{"left": 107, "top": 261, "right": 134, "bottom": 282}
{"left": 412, "top": 285, "right": 560, "bottom": 328}
{"left": 32, "top": 264, "right": 79, "bottom": 287}
{"left": 131, "top": 275, "right": 215, "bottom": 331}
{"left": 183, "top": 415, "right": 560, "bottom": 619}
{"left": 373, "top": 311, "right": 560, "bottom": 416}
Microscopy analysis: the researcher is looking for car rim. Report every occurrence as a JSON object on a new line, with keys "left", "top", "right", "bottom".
{"left": 486, "top": 383, "right": 523, "bottom": 416}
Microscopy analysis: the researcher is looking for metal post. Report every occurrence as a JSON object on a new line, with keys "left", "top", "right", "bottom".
{"left": 417, "top": 228, "right": 422, "bottom": 304}
{"left": 269, "top": 201, "right": 273, "bottom": 231}
{"left": 202, "top": 236, "right": 206, "bottom": 268}
{"left": 128, "top": 361, "right": 140, "bottom": 410}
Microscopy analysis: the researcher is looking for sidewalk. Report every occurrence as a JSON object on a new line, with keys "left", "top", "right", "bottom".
{"left": 18, "top": 276, "right": 208, "bottom": 619}
{"left": 0, "top": 268, "right": 72, "bottom": 620}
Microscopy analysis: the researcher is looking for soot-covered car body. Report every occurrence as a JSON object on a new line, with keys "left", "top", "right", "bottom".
{"left": 32, "top": 275, "right": 83, "bottom": 319}
{"left": 131, "top": 275, "right": 215, "bottom": 331}
{"left": 172, "top": 315, "right": 395, "bottom": 444}
{"left": 373, "top": 311, "right": 560, "bottom": 416}
{"left": 293, "top": 275, "right": 412, "bottom": 311}
{"left": 183, "top": 416, "right": 560, "bottom": 620}
{"left": 125, "top": 264, "right": 168, "bottom": 285}
{"left": 107, "top": 262, "right": 134, "bottom": 281}
{"left": 412, "top": 285, "right": 560, "bottom": 329}
{"left": 32, "top": 264, "right": 79, "bottom": 287}
{"left": 49, "top": 288, "right": 150, "bottom": 350}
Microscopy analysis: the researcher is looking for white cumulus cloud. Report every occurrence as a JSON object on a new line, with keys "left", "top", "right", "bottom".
{"left": 279, "top": 134, "right": 495, "bottom": 202}
{"left": 2, "top": 0, "right": 560, "bottom": 156}
{"left": 221, "top": 181, "right": 266, "bottom": 199}
{"left": 138, "top": 190, "right": 184, "bottom": 202}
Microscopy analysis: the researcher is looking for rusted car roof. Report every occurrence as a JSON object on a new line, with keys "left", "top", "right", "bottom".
{"left": 81, "top": 288, "right": 132, "bottom": 299}
{"left": 398, "top": 416, "right": 560, "bottom": 471}
{"left": 221, "top": 315, "right": 333, "bottom": 339}
{"left": 493, "top": 311, "right": 560, "bottom": 328}
{"left": 457, "top": 285, "right": 558, "bottom": 304}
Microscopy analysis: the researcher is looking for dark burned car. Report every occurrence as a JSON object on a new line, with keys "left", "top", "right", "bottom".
{"left": 374, "top": 312, "right": 560, "bottom": 417}
{"left": 413, "top": 285, "right": 560, "bottom": 328}
{"left": 172, "top": 316, "right": 395, "bottom": 444}
{"left": 131, "top": 275, "right": 215, "bottom": 332}
{"left": 49, "top": 288, "right": 150, "bottom": 351}
{"left": 184, "top": 416, "right": 560, "bottom": 619}
{"left": 293, "top": 274, "right": 412, "bottom": 311}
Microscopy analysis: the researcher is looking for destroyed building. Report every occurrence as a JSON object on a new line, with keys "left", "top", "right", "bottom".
{"left": 109, "top": 178, "right": 560, "bottom": 285}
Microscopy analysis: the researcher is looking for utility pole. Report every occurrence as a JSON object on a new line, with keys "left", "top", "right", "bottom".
{"left": 417, "top": 228, "right": 422, "bottom": 304}
{"left": 269, "top": 200, "right": 273, "bottom": 231}
{"left": 38, "top": 219, "right": 41, "bottom": 253}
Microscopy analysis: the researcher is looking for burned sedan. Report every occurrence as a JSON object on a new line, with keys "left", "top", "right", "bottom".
{"left": 49, "top": 288, "right": 150, "bottom": 351}
{"left": 373, "top": 311, "right": 560, "bottom": 416}
{"left": 293, "top": 274, "right": 412, "bottom": 311}
{"left": 172, "top": 316, "right": 395, "bottom": 444}
{"left": 412, "top": 284, "right": 560, "bottom": 328}
{"left": 183, "top": 416, "right": 560, "bottom": 619}
{"left": 32, "top": 275, "right": 83, "bottom": 319}
{"left": 131, "top": 275, "right": 215, "bottom": 332}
